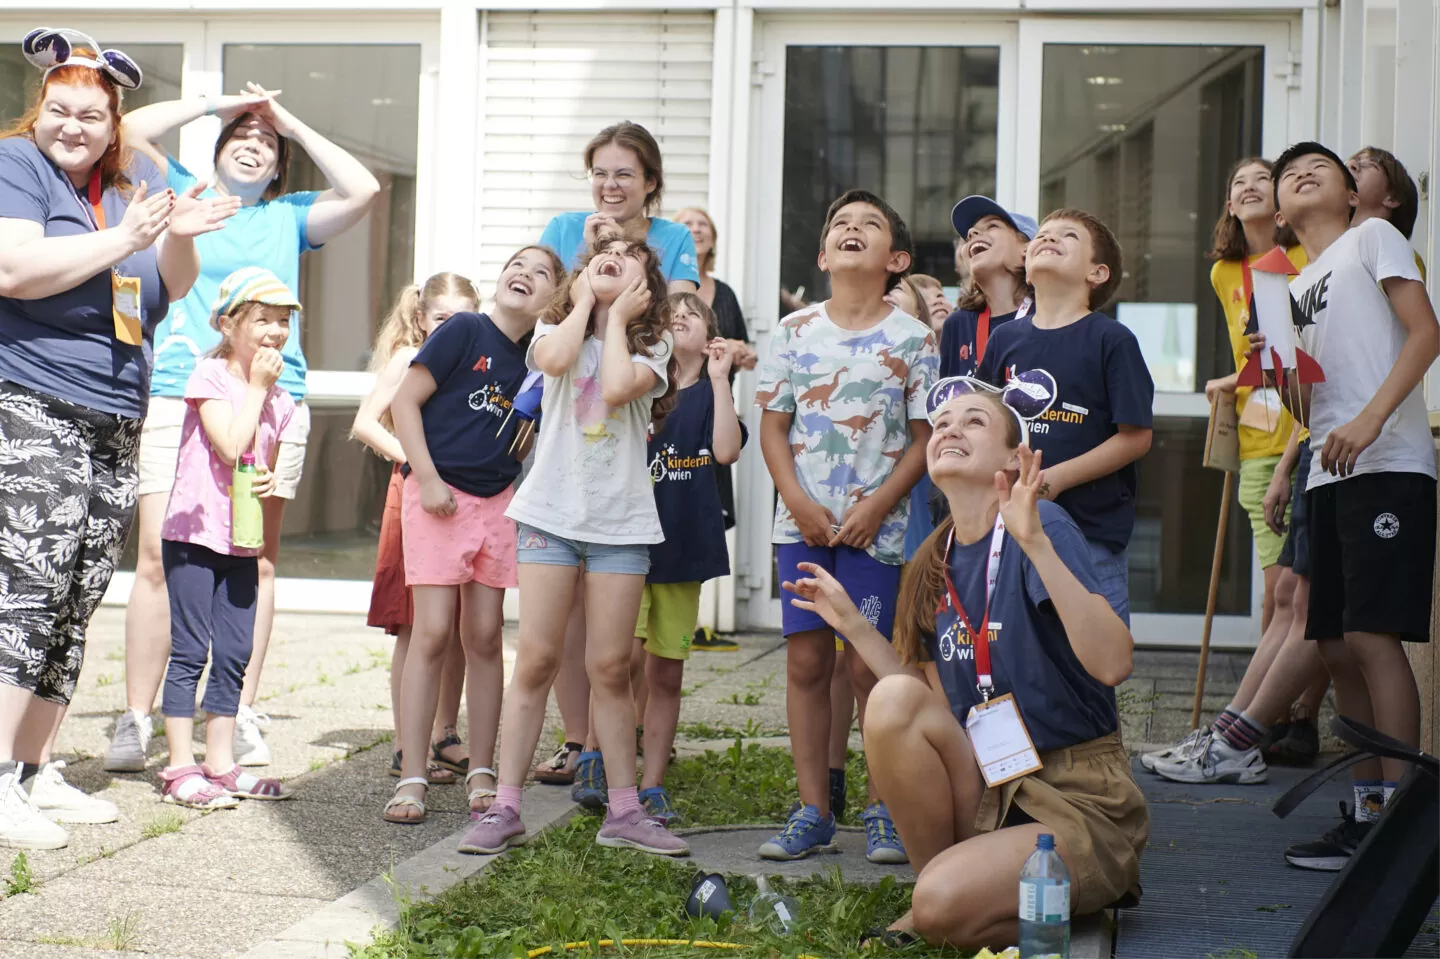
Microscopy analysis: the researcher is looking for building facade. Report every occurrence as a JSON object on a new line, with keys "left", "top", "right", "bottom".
{"left": 14, "top": 0, "right": 1435, "bottom": 648}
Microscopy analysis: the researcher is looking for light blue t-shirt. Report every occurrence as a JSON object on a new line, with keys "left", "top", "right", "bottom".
{"left": 150, "top": 157, "right": 320, "bottom": 399}
{"left": 538, "top": 212, "right": 700, "bottom": 287}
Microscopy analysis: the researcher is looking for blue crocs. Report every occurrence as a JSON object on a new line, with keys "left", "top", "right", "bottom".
{"left": 758, "top": 803, "right": 838, "bottom": 861}
{"left": 570, "top": 751, "right": 608, "bottom": 811}
{"left": 639, "top": 786, "right": 681, "bottom": 826}
{"left": 862, "top": 801, "right": 908, "bottom": 864}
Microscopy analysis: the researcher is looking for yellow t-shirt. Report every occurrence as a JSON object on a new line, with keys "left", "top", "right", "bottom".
{"left": 1209, "top": 245, "right": 1309, "bottom": 459}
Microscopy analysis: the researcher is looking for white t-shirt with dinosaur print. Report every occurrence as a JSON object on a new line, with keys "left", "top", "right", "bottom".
{"left": 755, "top": 302, "right": 938, "bottom": 566}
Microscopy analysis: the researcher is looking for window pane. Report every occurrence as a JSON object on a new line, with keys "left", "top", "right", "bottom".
{"left": 0, "top": 44, "right": 184, "bottom": 156}
{"left": 223, "top": 43, "right": 421, "bottom": 372}
{"left": 781, "top": 46, "right": 1000, "bottom": 301}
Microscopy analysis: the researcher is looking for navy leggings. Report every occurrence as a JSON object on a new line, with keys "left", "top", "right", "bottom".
{"left": 161, "top": 540, "right": 258, "bottom": 718}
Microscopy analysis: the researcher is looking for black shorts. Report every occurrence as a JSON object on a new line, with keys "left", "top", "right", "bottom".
{"left": 1305, "top": 471, "right": 1436, "bottom": 643}
{"left": 1276, "top": 440, "right": 1312, "bottom": 576}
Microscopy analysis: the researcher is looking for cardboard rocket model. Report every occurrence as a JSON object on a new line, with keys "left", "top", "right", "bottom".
{"left": 498, "top": 370, "right": 544, "bottom": 457}
{"left": 1236, "top": 247, "right": 1325, "bottom": 388}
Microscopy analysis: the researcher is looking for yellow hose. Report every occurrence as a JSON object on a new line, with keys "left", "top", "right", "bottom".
{"left": 525, "top": 938, "right": 822, "bottom": 958}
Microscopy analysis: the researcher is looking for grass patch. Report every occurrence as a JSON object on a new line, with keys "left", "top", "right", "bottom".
{"left": 674, "top": 720, "right": 784, "bottom": 741}
{"left": 105, "top": 910, "right": 142, "bottom": 950}
{"left": 4, "top": 851, "right": 36, "bottom": 895}
{"left": 660, "top": 743, "right": 866, "bottom": 828}
{"left": 141, "top": 811, "right": 184, "bottom": 839}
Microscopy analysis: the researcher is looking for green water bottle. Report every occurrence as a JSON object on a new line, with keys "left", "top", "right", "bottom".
{"left": 231, "top": 452, "right": 264, "bottom": 550}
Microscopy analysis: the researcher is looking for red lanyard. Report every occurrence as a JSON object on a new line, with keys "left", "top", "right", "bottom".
{"left": 937, "top": 515, "right": 1007, "bottom": 699}
{"left": 74, "top": 168, "right": 107, "bottom": 232}
{"left": 973, "top": 297, "right": 1032, "bottom": 367}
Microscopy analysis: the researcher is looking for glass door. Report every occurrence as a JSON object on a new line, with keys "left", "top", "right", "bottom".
{"left": 739, "top": 17, "right": 1018, "bottom": 629}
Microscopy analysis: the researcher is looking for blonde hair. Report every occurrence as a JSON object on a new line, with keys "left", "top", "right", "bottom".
{"left": 673, "top": 206, "right": 717, "bottom": 273}
{"left": 208, "top": 301, "right": 279, "bottom": 360}
{"left": 369, "top": 272, "right": 479, "bottom": 373}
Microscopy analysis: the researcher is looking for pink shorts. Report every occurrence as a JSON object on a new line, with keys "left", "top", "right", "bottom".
{"left": 401, "top": 476, "right": 518, "bottom": 589}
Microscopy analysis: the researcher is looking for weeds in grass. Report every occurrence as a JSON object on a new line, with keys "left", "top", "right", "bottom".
{"left": 317, "top": 672, "right": 334, "bottom": 687}
{"left": 141, "top": 812, "right": 184, "bottom": 839}
{"left": 310, "top": 757, "right": 331, "bottom": 772}
{"left": 105, "top": 911, "right": 141, "bottom": 950}
{"left": 723, "top": 692, "right": 763, "bottom": 707}
{"left": 5, "top": 852, "right": 36, "bottom": 895}
{"left": 675, "top": 720, "right": 784, "bottom": 741}
{"left": 345, "top": 661, "right": 367, "bottom": 675}
{"left": 94, "top": 673, "right": 115, "bottom": 687}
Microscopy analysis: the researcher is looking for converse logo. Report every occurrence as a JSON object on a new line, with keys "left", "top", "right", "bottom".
{"left": 1373, "top": 512, "right": 1400, "bottom": 539}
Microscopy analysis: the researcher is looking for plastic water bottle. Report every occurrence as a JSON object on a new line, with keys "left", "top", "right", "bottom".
{"left": 748, "top": 875, "right": 799, "bottom": 935}
{"left": 1018, "top": 833, "right": 1070, "bottom": 959}
{"left": 231, "top": 453, "right": 264, "bottom": 550}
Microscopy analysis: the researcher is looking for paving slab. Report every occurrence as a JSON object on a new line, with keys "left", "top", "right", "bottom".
{"left": 680, "top": 825, "right": 914, "bottom": 884}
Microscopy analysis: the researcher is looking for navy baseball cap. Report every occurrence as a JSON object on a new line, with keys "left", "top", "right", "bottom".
{"left": 951, "top": 195, "right": 1038, "bottom": 241}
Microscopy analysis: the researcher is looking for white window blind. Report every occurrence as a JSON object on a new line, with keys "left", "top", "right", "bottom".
{"left": 475, "top": 11, "right": 714, "bottom": 294}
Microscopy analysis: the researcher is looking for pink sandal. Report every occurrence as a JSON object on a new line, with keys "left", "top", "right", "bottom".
{"left": 203, "top": 763, "right": 293, "bottom": 801}
{"left": 160, "top": 765, "right": 239, "bottom": 810}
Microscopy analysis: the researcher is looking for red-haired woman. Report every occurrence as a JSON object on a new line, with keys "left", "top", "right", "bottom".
{"left": 0, "top": 29, "right": 235, "bottom": 848}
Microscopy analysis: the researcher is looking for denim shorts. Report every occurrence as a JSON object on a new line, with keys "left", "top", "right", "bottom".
{"left": 515, "top": 523, "right": 651, "bottom": 576}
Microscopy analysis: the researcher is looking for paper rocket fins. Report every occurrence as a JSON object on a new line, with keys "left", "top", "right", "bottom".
{"left": 1236, "top": 249, "right": 1324, "bottom": 388}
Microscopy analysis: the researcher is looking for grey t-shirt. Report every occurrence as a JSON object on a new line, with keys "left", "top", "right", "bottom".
{"left": 0, "top": 138, "right": 169, "bottom": 417}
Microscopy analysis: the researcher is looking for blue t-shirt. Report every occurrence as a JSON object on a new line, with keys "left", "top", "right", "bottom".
{"left": 938, "top": 307, "right": 1019, "bottom": 379}
{"left": 539, "top": 212, "right": 700, "bottom": 287}
{"left": 410, "top": 312, "right": 531, "bottom": 497}
{"left": 149, "top": 157, "right": 320, "bottom": 400}
{"left": 647, "top": 380, "right": 748, "bottom": 584}
{"left": 0, "top": 139, "right": 168, "bottom": 418}
{"left": 925, "top": 501, "right": 1119, "bottom": 753}
{"left": 976, "top": 313, "right": 1154, "bottom": 552}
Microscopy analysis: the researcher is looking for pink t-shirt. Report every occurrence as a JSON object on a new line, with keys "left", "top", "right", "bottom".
{"left": 160, "top": 358, "right": 296, "bottom": 557}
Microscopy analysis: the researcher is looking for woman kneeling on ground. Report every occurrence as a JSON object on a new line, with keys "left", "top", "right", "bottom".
{"left": 783, "top": 377, "right": 1148, "bottom": 950}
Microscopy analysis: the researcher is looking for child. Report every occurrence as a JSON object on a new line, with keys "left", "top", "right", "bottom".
{"left": 940, "top": 197, "right": 1036, "bottom": 380}
{"left": 157, "top": 267, "right": 297, "bottom": 809}
{"left": 1347, "top": 146, "right": 1420, "bottom": 243}
{"left": 907, "top": 274, "right": 953, "bottom": 333}
{"left": 1264, "top": 142, "right": 1438, "bottom": 870}
{"left": 755, "top": 189, "right": 938, "bottom": 862}
{"left": 352, "top": 274, "right": 479, "bottom": 785}
{"left": 460, "top": 237, "right": 690, "bottom": 857}
{"left": 883, "top": 275, "right": 927, "bottom": 323}
{"left": 976, "top": 209, "right": 1154, "bottom": 625}
{"left": 381, "top": 248, "right": 562, "bottom": 825}
{"left": 632, "top": 293, "right": 746, "bottom": 823}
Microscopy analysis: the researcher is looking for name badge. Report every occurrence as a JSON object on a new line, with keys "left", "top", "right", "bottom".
{"left": 112, "top": 272, "right": 143, "bottom": 346}
{"left": 965, "top": 693, "right": 1042, "bottom": 788}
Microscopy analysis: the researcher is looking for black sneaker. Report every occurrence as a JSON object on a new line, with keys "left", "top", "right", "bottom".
{"left": 1257, "top": 721, "right": 1291, "bottom": 760}
{"left": 1284, "top": 802, "right": 1374, "bottom": 871}
{"left": 691, "top": 626, "right": 739, "bottom": 653}
{"left": 1271, "top": 717, "right": 1320, "bottom": 766}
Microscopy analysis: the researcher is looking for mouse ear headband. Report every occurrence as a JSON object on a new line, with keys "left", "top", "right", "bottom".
{"left": 925, "top": 373, "right": 1061, "bottom": 447}
{"left": 23, "top": 28, "right": 143, "bottom": 92}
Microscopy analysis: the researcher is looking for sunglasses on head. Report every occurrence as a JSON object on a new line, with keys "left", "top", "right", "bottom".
{"left": 23, "top": 28, "right": 142, "bottom": 91}
{"left": 925, "top": 375, "right": 1041, "bottom": 444}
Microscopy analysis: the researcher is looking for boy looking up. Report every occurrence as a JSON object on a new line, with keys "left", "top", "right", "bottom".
{"left": 755, "top": 189, "right": 938, "bottom": 862}
{"left": 977, "top": 209, "right": 1154, "bottom": 624}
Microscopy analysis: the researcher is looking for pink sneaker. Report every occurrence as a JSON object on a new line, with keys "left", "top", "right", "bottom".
{"left": 457, "top": 805, "right": 527, "bottom": 855}
{"left": 596, "top": 807, "right": 691, "bottom": 857}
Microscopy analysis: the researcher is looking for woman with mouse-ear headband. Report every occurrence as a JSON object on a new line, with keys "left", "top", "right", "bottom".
{"left": 782, "top": 375, "right": 1148, "bottom": 952}
{"left": 0, "top": 27, "right": 239, "bottom": 848}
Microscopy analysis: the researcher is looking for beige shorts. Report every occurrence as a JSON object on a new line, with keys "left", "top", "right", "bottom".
{"left": 138, "top": 396, "right": 310, "bottom": 500}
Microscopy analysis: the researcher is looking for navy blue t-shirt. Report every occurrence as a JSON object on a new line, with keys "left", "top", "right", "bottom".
{"left": 925, "top": 501, "right": 1119, "bottom": 752}
{"left": 976, "top": 313, "right": 1154, "bottom": 552}
{"left": 411, "top": 313, "right": 531, "bottom": 497}
{"left": 647, "top": 380, "right": 748, "bottom": 584}
{"left": 938, "top": 307, "right": 1018, "bottom": 379}
{"left": 0, "top": 139, "right": 169, "bottom": 417}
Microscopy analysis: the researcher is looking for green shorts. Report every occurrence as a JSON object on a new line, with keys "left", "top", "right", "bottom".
{"left": 1238, "top": 454, "right": 1290, "bottom": 568}
{"left": 635, "top": 582, "right": 703, "bottom": 661}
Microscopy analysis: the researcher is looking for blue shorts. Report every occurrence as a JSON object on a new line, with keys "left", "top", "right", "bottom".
{"left": 1086, "top": 539, "right": 1130, "bottom": 627}
{"left": 515, "top": 523, "right": 650, "bottom": 576}
{"left": 777, "top": 542, "right": 901, "bottom": 641}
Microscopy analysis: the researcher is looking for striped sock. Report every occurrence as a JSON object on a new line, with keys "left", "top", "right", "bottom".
{"left": 608, "top": 785, "right": 641, "bottom": 817}
{"left": 1354, "top": 781, "right": 1384, "bottom": 823}
{"left": 1210, "top": 707, "right": 1242, "bottom": 736}
{"left": 493, "top": 784, "right": 523, "bottom": 814}
{"left": 1219, "top": 711, "right": 1266, "bottom": 751}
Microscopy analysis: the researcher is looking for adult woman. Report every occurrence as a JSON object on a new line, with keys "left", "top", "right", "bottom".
{"left": 784, "top": 380, "right": 1147, "bottom": 949}
{"left": 534, "top": 122, "right": 700, "bottom": 786}
{"left": 673, "top": 206, "right": 755, "bottom": 363}
{"left": 105, "top": 82, "right": 380, "bottom": 772}
{"left": 0, "top": 30, "right": 234, "bottom": 847}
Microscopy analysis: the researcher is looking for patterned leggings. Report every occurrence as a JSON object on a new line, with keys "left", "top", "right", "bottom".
{"left": 0, "top": 382, "right": 142, "bottom": 705}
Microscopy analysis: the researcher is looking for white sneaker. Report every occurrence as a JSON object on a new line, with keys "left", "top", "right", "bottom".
{"left": 1153, "top": 733, "right": 1268, "bottom": 785}
{"left": 103, "top": 709, "right": 153, "bottom": 773}
{"left": 30, "top": 761, "right": 120, "bottom": 824}
{"left": 234, "top": 705, "right": 272, "bottom": 767}
{"left": 1139, "top": 728, "right": 1207, "bottom": 773}
{"left": 0, "top": 771, "right": 68, "bottom": 850}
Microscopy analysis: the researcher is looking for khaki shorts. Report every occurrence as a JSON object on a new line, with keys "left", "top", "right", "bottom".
{"left": 635, "top": 582, "right": 702, "bottom": 661}
{"left": 138, "top": 397, "right": 310, "bottom": 500}
{"left": 976, "top": 732, "right": 1150, "bottom": 916}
